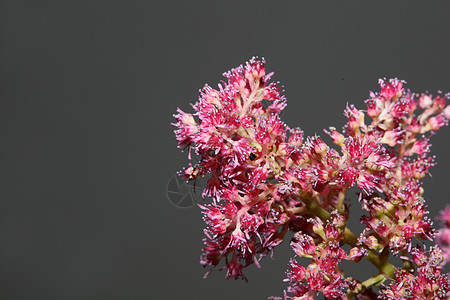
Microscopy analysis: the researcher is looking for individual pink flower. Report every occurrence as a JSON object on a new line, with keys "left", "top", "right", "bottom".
{"left": 378, "top": 78, "right": 405, "bottom": 100}
{"left": 172, "top": 108, "right": 198, "bottom": 149}
{"left": 427, "top": 113, "right": 448, "bottom": 131}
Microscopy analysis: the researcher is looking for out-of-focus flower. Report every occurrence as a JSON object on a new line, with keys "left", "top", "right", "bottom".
{"left": 436, "top": 205, "right": 450, "bottom": 264}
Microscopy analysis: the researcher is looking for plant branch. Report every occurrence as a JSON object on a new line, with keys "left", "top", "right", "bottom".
{"left": 297, "top": 193, "right": 396, "bottom": 278}
{"left": 347, "top": 273, "right": 387, "bottom": 299}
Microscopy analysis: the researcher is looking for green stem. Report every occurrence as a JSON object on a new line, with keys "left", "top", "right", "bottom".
{"left": 347, "top": 273, "right": 387, "bottom": 298}
{"left": 362, "top": 272, "right": 387, "bottom": 287}
{"left": 337, "top": 188, "right": 348, "bottom": 215}
{"left": 298, "top": 193, "right": 396, "bottom": 278}
{"left": 300, "top": 193, "right": 331, "bottom": 220}
{"left": 366, "top": 249, "right": 395, "bottom": 277}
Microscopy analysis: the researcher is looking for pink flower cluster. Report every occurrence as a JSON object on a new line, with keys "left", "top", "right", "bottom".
{"left": 172, "top": 57, "right": 450, "bottom": 299}
{"left": 379, "top": 246, "right": 449, "bottom": 299}
{"left": 283, "top": 212, "right": 355, "bottom": 299}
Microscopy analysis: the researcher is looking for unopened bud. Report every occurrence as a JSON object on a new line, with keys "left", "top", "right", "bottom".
{"left": 364, "top": 235, "right": 382, "bottom": 250}
{"left": 348, "top": 247, "right": 368, "bottom": 262}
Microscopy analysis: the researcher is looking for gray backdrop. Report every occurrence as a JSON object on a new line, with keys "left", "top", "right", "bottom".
{"left": 1, "top": 1, "right": 449, "bottom": 299}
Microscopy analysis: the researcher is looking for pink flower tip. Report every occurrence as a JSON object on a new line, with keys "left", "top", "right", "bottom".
{"left": 378, "top": 78, "right": 406, "bottom": 100}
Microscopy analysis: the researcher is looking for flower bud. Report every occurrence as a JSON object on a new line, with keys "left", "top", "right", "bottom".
{"left": 365, "top": 98, "right": 381, "bottom": 118}
{"left": 364, "top": 235, "right": 382, "bottom": 250}
{"left": 325, "top": 127, "right": 345, "bottom": 146}
{"left": 348, "top": 247, "right": 368, "bottom": 262}
{"left": 433, "top": 93, "right": 446, "bottom": 109}
{"left": 313, "top": 137, "right": 328, "bottom": 156}
{"left": 426, "top": 114, "right": 448, "bottom": 131}
{"left": 418, "top": 94, "right": 433, "bottom": 109}
{"left": 288, "top": 127, "right": 304, "bottom": 147}
{"left": 310, "top": 217, "right": 325, "bottom": 238}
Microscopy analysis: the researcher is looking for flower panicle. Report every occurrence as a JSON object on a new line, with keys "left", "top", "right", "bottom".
{"left": 171, "top": 57, "right": 450, "bottom": 299}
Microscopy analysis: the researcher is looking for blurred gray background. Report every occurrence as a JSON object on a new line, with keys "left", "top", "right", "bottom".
{"left": 0, "top": 1, "right": 449, "bottom": 299}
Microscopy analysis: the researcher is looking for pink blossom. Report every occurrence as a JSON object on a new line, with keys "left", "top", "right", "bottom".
{"left": 288, "top": 127, "right": 304, "bottom": 147}
{"left": 378, "top": 78, "right": 405, "bottom": 100}
{"left": 391, "top": 97, "right": 415, "bottom": 118}
{"left": 365, "top": 98, "right": 381, "bottom": 118}
{"left": 434, "top": 92, "right": 447, "bottom": 109}
{"left": 324, "top": 127, "right": 345, "bottom": 146}
{"left": 409, "top": 137, "right": 430, "bottom": 155}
